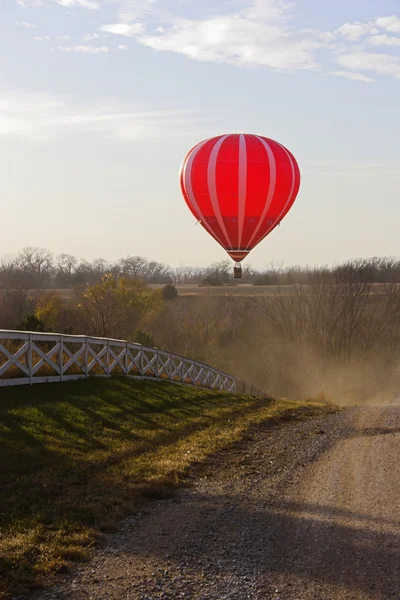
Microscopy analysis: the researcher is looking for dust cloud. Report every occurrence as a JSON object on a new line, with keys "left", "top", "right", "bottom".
{"left": 154, "top": 275, "right": 400, "bottom": 406}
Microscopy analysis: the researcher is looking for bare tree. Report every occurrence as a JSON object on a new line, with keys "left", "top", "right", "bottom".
{"left": 17, "top": 247, "right": 54, "bottom": 288}
{"left": 56, "top": 254, "right": 77, "bottom": 276}
{"left": 117, "top": 256, "right": 148, "bottom": 279}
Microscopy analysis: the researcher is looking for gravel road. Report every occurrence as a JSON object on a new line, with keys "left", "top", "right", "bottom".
{"left": 30, "top": 404, "right": 400, "bottom": 600}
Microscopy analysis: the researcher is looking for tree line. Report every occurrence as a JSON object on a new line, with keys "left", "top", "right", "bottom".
{"left": 2, "top": 256, "right": 400, "bottom": 403}
{"left": 2, "top": 247, "right": 400, "bottom": 289}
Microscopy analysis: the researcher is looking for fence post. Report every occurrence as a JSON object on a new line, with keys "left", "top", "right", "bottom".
{"left": 106, "top": 339, "right": 110, "bottom": 377}
{"left": 156, "top": 348, "right": 160, "bottom": 380}
{"left": 60, "top": 335, "right": 64, "bottom": 382}
{"left": 28, "top": 333, "right": 33, "bottom": 385}
{"left": 125, "top": 341, "right": 129, "bottom": 375}
{"left": 179, "top": 359, "right": 184, "bottom": 384}
{"left": 140, "top": 347, "right": 144, "bottom": 377}
{"left": 211, "top": 370, "right": 216, "bottom": 390}
{"left": 85, "top": 337, "right": 89, "bottom": 378}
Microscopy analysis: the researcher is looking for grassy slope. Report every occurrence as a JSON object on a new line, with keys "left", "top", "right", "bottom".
{"left": 0, "top": 377, "right": 331, "bottom": 598}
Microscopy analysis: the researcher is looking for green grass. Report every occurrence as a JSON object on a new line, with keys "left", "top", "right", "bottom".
{"left": 0, "top": 377, "right": 332, "bottom": 598}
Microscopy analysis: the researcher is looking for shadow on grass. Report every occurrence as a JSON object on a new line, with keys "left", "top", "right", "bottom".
{"left": 0, "top": 392, "right": 273, "bottom": 527}
{"left": 0, "top": 376, "right": 283, "bottom": 598}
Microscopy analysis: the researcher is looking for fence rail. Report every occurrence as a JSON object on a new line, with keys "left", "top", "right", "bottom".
{"left": 0, "top": 330, "right": 236, "bottom": 392}
{"left": 235, "top": 380, "right": 262, "bottom": 398}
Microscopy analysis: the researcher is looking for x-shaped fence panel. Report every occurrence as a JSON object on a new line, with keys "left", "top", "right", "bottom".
{"left": 0, "top": 340, "right": 30, "bottom": 378}
{"left": 30, "top": 338, "right": 61, "bottom": 376}
{"left": 0, "top": 330, "right": 237, "bottom": 393}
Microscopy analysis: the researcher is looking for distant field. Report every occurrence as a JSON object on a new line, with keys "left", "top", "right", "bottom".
{"left": 16, "top": 284, "right": 287, "bottom": 299}
{"left": 150, "top": 283, "right": 395, "bottom": 297}
{"left": 148, "top": 283, "right": 287, "bottom": 296}
{"left": 1, "top": 283, "right": 394, "bottom": 301}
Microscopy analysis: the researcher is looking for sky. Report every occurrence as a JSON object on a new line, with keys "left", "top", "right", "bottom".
{"left": 2, "top": 0, "right": 400, "bottom": 269}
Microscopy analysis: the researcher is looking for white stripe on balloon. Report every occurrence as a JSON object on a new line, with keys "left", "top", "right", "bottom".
{"left": 207, "top": 135, "right": 233, "bottom": 249}
{"left": 238, "top": 134, "right": 248, "bottom": 250}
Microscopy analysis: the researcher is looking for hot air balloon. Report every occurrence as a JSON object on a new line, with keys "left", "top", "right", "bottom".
{"left": 179, "top": 133, "right": 301, "bottom": 278}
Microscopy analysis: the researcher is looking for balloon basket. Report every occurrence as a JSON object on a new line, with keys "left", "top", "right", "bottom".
{"left": 233, "top": 264, "right": 242, "bottom": 279}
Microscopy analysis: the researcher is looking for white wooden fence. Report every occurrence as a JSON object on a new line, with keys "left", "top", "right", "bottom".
{"left": 0, "top": 330, "right": 236, "bottom": 392}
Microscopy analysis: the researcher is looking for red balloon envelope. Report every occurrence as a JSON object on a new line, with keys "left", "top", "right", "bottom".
{"left": 179, "top": 133, "right": 301, "bottom": 263}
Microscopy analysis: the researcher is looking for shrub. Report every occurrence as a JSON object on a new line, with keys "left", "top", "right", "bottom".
{"left": 162, "top": 284, "right": 178, "bottom": 300}
{"left": 17, "top": 314, "right": 50, "bottom": 332}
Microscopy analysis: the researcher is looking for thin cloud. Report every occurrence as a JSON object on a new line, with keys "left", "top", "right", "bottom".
{"left": 33, "top": 35, "right": 71, "bottom": 41}
{"left": 57, "top": 0, "right": 99, "bottom": 9}
{"left": 100, "top": 23, "right": 145, "bottom": 36}
{"left": 0, "top": 91, "right": 203, "bottom": 142}
{"left": 334, "top": 15, "right": 400, "bottom": 45}
{"left": 118, "top": 44, "right": 128, "bottom": 50}
{"left": 56, "top": 45, "right": 110, "bottom": 53}
{"left": 116, "top": 0, "right": 170, "bottom": 24}
{"left": 18, "top": 21, "right": 37, "bottom": 28}
{"left": 375, "top": 16, "right": 400, "bottom": 33}
{"left": 82, "top": 32, "right": 100, "bottom": 40}
{"left": 337, "top": 52, "right": 400, "bottom": 79}
{"left": 101, "top": 1, "right": 332, "bottom": 71}
{"left": 334, "top": 22, "right": 377, "bottom": 41}
{"left": 368, "top": 34, "right": 400, "bottom": 47}
{"left": 18, "top": 0, "right": 100, "bottom": 6}
{"left": 17, "top": 0, "right": 43, "bottom": 6}
{"left": 331, "top": 70, "right": 374, "bottom": 83}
